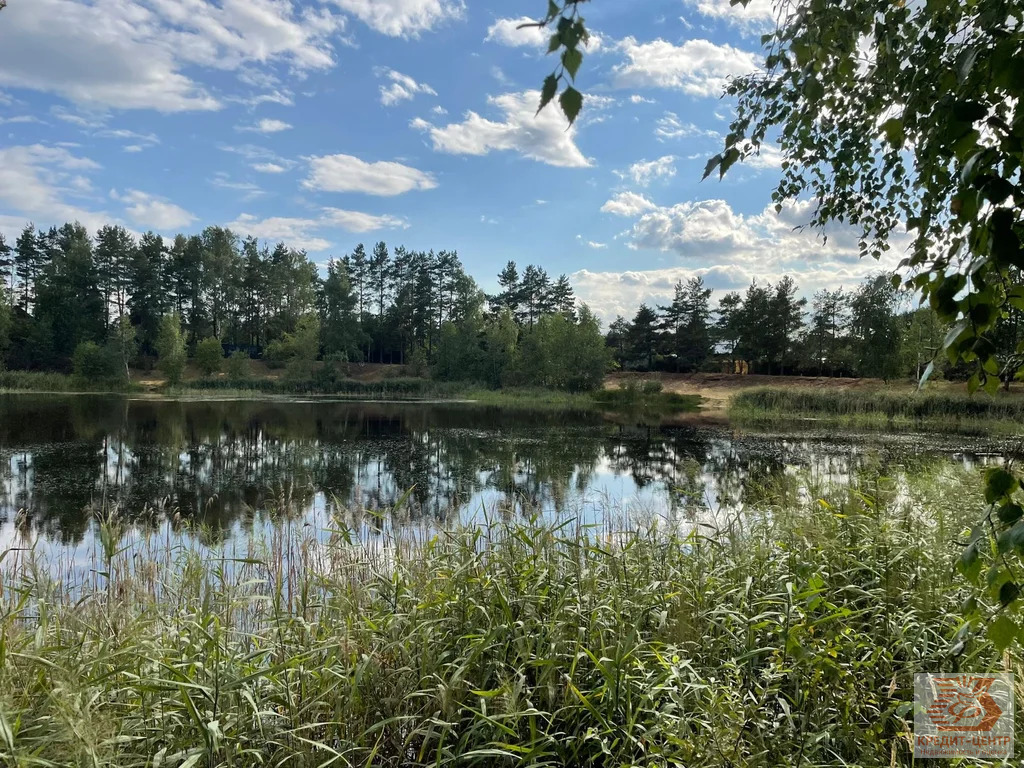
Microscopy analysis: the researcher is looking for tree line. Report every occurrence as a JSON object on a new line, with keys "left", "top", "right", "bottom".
{"left": 606, "top": 272, "right": 1023, "bottom": 384}
{"left": 0, "top": 222, "right": 609, "bottom": 391}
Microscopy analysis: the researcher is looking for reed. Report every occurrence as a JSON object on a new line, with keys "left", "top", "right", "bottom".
{"left": 731, "top": 385, "right": 1024, "bottom": 432}
{"left": 0, "top": 465, "right": 1005, "bottom": 766}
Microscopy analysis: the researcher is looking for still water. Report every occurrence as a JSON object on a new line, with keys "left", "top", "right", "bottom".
{"left": 0, "top": 394, "right": 1015, "bottom": 554}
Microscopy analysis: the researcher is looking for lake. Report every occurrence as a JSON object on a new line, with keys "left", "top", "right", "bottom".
{"left": 0, "top": 393, "right": 1016, "bottom": 558}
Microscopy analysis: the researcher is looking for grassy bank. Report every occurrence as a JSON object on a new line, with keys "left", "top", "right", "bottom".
{"left": 730, "top": 385, "right": 1024, "bottom": 433}
{"left": 0, "top": 464, "right": 1001, "bottom": 766}
{"left": 0, "top": 369, "right": 137, "bottom": 394}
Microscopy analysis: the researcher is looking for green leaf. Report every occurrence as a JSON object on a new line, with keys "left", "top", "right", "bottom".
{"left": 1000, "top": 581, "right": 1021, "bottom": 607}
{"left": 881, "top": 118, "right": 904, "bottom": 147}
{"left": 559, "top": 86, "right": 583, "bottom": 125}
{"left": 701, "top": 154, "right": 723, "bottom": 180}
{"left": 998, "top": 503, "right": 1024, "bottom": 525}
{"left": 959, "top": 541, "right": 982, "bottom": 583}
{"left": 719, "top": 147, "right": 741, "bottom": 178}
{"left": 562, "top": 48, "right": 583, "bottom": 80}
{"left": 988, "top": 615, "right": 1018, "bottom": 652}
{"left": 538, "top": 74, "right": 558, "bottom": 114}
{"left": 547, "top": 33, "right": 561, "bottom": 54}
{"left": 985, "top": 467, "right": 1018, "bottom": 504}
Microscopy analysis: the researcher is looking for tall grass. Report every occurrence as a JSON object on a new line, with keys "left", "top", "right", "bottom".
{"left": 731, "top": 386, "right": 1024, "bottom": 432}
{"left": 0, "top": 465, "right": 1004, "bottom": 766}
{"left": 0, "top": 369, "right": 136, "bottom": 393}
{"left": 184, "top": 376, "right": 460, "bottom": 398}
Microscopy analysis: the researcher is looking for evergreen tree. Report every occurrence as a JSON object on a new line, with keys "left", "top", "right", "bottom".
{"left": 627, "top": 304, "right": 659, "bottom": 370}
{"left": 14, "top": 225, "right": 40, "bottom": 313}
{"left": 321, "top": 259, "right": 362, "bottom": 361}
{"left": 492, "top": 261, "right": 521, "bottom": 316}
{"left": 94, "top": 225, "right": 135, "bottom": 328}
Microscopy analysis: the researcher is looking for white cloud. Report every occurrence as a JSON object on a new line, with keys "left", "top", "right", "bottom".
{"left": 303, "top": 154, "right": 438, "bottom": 196}
{"left": 617, "top": 155, "right": 676, "bottom": 186}
{"left": 0, "top": 0, "right": 347, "bottom": 113}
{"left": 605, "top": 195, "right": 908, "bottom": 269}
{"left": 629, "top": 94, "right": 656, "bottom": 104}
{"left": 123, "top": 145, "right": 145, "bottom": 153}
{"left": 377, "top": 68, "right": 436, "bottom": 106}
{"left": 742, "top": 142, "right": 784, "bottom": 170}
{"left": 112, "top": 188, "right": 196, "bottom": 230}
{"left": 485, "top": 17, "right": 605, "bottom": 52}
{"left": 325, "top": 0, "right": 463, "bottom": 37}
{"left": 0, "top": 115, "right": 44, "bottom": 125}
{"left": 252, "top": 162, "right": 288, "bottom": 173}
{"left": 485, "top": 17, "right": 547, "bottom": 48}
{"left": 588, "top": 241, "right": 607, "bottom": 249}
{"left": 239, "top": 118, "right": 293, "bottom": 133}
{"left": 601, "top": 191, "right": 658, "bottom": 217}
{"left": 323, "top": 208, "right": 409, "bottom": 232}
{"left": 417, "top": 90, "right": 591, "bottom": 168}
{"left": 572, "top": 195, "right": 908, "bottom": 323}
{"left": 655, "top": 111, "right": 721, "bottom": 141}
{"left": 229, "top": 208, "right": 408, "bottom": 251}
{"left": 613, "top": 37, "right": 760, "bottom": 97}
{"left": 431, "top": 105, "right": 448, "bottom": 115}
{"left": 209, "top": 173, "right": 265, "bottom": 200}
{"left": 682, "top": 0, "right": 776, "bottom": 33}
{"left": 0, "top": 144, "right": 110, "bottom": 235}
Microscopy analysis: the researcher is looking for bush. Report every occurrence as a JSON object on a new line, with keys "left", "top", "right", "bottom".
{"left": 72, "top": 341, "right": 123, "bottom": 382}
{"left": 226, "top": 350, "right": 250, "bottom": 379}
{"left": 194, "top": 337, "right": 223, "bottom": 376}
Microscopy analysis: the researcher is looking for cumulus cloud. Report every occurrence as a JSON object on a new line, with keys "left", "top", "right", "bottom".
{"left": 617, "top": 155, "right": 676, "bottom": 186}
{"left": 303, "top": 153, "right": 438, "bottom": 196}
{"left": 601, "top": 191, "right": 658, "bottom": 217}
{"left": 485, "top": 16, "right": 605, "bottom": 51}
{"left": 0, "top": 0, "right": 347, "bottom": 112}
{"left": 572, "top": 194, "right": 909, "bottom": 323}
{"left": 742, "top": 142, "right": 784, "bottom": 170}
{"left": 229, "top": 208, "right": 408, "bottom": 251}
{"left": 112, "top": 188, "right": 196, "bottom": 230}
{"left": 377, "top": 68, "right": 436, "bottom": 106}
{"left": 681, "top": 0, "right": 777, "bottom": 32}
{"left": 239, "top": 118, "right": 293, "bottom": 133}
{"left": 613, "top": 37, "right": 760, "bottom": 97}
{"left": 415, "top": 90, "right": 591, "bottom": 168}
{"left": 0, "top": 144, "right": 110, "bottom": 235}
{"left": 600, "top": 194, "right": 907, "bottom": 280}
{"left": 325, "top": 0, "right": 463, "bottom": 37}
{"left": 485, "top": 17, "right": 547, "bottom": 48}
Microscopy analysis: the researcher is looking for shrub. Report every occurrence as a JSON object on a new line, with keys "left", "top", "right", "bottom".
{"left": 226, "top": 350, "right": 250, "bottom": 379}
{"left": 72, "top": 341, "right": 122, "bottom": 381}
{"left": 194, "top": 337, "right": 223, "bottom": 376}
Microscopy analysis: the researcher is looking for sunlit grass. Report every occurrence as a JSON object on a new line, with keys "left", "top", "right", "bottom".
{"left": 0, "top": 463, "right": 1005, "bottom": 766}
{"left": 730, "top": 386, "right": 1024, "bottom": 434}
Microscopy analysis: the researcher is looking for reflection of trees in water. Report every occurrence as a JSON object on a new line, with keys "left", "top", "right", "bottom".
{"left": 0, "top": 395, "right": 1010, "bottom": 545}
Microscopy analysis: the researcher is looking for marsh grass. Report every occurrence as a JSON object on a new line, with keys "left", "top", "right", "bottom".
{"left": 0, "top": 370, "right": 137, "bottom": 394}
{"left": 731, "top": 386, "right": 1024, "bottom": 434}
{"left": 0, "top": 465, "right": 1007, "bottom": 766}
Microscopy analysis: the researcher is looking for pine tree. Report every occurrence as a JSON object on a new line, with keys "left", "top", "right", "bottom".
{"left": 492, "top": 261, "right": 521, "bottom": 316}
{"left": 14, "top": 225, "right": 40, "bottom": 313}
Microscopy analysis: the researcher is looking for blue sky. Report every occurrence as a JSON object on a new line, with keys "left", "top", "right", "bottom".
{"left": 0, "top": 0, "right": 897, "bottom": 320}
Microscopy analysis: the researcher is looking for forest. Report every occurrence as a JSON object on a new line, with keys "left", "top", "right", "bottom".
{"left": 1, "top": 220, "right": 1020, "bottom": 391}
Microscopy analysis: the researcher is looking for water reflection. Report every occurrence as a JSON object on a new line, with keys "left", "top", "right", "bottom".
{"left": 0, "top": 394, "right": 1015, "bottom": 550}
